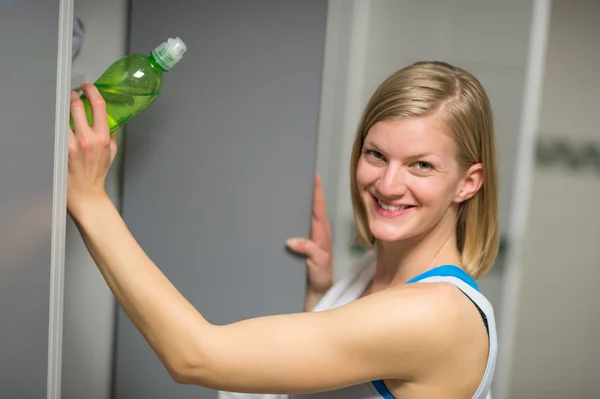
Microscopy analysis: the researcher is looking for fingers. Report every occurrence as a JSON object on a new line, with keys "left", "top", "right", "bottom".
{"left": 311, "top": 216, "right": 332, "bottom": 248}
{"left": 312, "top": 173, "right": 329, "bottom": 222}
{"left": 81, "top": 82, "right": 109, "bottom": 133}
{"left": 69, "top": 84, "right": 115, "bottom": 164}
{"left": 310, "top": 174, "right": 332, "bottom": 248}
{"left": 70, "top": 90, "right": 89, "bottom": 137}
{"left": 67, "top": 93, "right": 77, "bottom": 149}
{"left": 286, "top": 238, "right": 330, "bottom": 267}
{"left": 68, "top": 125, "right": 77, "bottom": 161}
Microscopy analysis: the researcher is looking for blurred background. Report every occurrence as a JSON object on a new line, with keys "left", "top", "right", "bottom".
{"left": 0, "top": 0, "right": 598, "bottom": 398}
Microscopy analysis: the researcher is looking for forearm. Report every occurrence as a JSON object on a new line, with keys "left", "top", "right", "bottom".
{"left": 69, "top": 195, "right": 211, "bottom": 377}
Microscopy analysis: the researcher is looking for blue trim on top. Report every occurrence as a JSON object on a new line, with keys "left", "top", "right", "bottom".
{"left": 372, "top": 379, "right": 395, "bottom": 399}
{"left": 406, "top": 264, "right": 479, "bottom": 291}
{"left": 370, "top": 265, "right": 479, "bottom": 398}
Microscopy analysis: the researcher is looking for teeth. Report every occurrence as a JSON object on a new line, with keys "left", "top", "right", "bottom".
{"left": 378, "top": 200, "right": 406, "bottom": 211}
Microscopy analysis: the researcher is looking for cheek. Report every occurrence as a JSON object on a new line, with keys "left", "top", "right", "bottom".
{"left": 355, "top": 158, "right": 377, "bottom": 190}
{"left": 408, "top": 177, "right": 455, "bottom": 207}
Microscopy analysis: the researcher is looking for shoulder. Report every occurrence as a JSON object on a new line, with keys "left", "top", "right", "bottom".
{"left": 387, "top": 282, "right": 489, "bottom": 347}
{"left": 333, "top": 281, "right": 488, "bottom": 380}
{"left": 356, "top": 280, "right": 476, "bottom": 331}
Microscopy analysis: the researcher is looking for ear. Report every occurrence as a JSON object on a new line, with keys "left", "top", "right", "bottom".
{"left": 454, "top": 163, "right": 483, "bottom": 203}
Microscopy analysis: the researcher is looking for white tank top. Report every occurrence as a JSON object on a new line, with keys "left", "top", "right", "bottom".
{"left": 218, "top": 253, "right": 497, "bottom": 399}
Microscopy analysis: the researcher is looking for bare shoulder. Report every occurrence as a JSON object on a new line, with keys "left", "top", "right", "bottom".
{"left": 365, "top": 281, "right": 483, "bottom": 333}
{"left": 390, "top": 281, "right": 488, "bottom": 347}
{"left": 395, "top": 281, "right": 486, "bottom": 329}
{"left": 350, "top": 281, "right": 489, "bottom": 380}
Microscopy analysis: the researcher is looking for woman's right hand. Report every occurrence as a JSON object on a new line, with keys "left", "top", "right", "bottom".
{"left": 287, "top": 174, "right": 333, "bottom": 311}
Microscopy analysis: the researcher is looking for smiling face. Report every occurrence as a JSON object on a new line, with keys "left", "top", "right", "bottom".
{"left": 355, "top": 116, "right": 480, "bottom": 243}
{"left": 349, "top": 61, "right": 498, "bottom": 277}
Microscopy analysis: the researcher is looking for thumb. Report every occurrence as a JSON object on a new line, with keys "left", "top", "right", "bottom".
{"left": 286, "top": 238, "right": 324, "bottom": 257}
{"left": 286, "top": 238, "right": 312, "bottom": 254}
{"left": 286, "top": 237, "right": 329, "bottom": 265}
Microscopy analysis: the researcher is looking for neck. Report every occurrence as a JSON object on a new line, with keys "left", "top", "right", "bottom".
{"left": 371, "top": 212, "right": 462, "bottom": 291}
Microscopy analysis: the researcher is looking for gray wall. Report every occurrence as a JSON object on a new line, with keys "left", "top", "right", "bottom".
{"left": 113, "top": 1, "right": 327, "bottom": 398}
{"left": 0, "top": 0, "right": 61, "bottom": 397}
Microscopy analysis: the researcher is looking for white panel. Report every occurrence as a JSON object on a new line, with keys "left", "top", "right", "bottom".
{"left": 501, "top": 0, "right": 600, "bottom": 397}
{"left": 494, "top": 1, "right": 552, "bottom": 398}
{"left": 48, "top": 3, "right": 74, "bottom": 399}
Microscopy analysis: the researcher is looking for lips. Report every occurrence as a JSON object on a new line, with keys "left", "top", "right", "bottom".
{"left": 372, "top": 195, "right": 416, "bottom": 217}
{"left": 377, "top": 200, "right": 409, "bottom": 211}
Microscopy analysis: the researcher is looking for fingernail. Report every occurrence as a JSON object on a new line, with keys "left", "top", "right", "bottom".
{"left": 286, "top": 239, "right": 297, "bottom": 247}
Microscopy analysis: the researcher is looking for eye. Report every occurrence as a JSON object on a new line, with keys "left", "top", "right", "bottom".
{"left": 364, "top": 149, "right": 386, "bottom": 161}
{"left": 412, "top": 161, "right": 434, "bottom": 174}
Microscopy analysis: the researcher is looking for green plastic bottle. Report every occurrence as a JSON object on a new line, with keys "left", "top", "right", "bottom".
{"left": 71, "top": 37, "right": 187, "bottom": 134}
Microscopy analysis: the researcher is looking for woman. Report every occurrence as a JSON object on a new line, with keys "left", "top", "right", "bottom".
{"left": 67, "top": 61, "right": 498, "bottom": 399}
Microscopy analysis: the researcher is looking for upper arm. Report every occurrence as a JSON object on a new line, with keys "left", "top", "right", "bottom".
{"left": 180, "top": 284, "right": 463, "bottom": 394}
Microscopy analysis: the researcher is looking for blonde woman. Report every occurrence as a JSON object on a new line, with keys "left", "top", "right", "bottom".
{"left": 67, "top": 61, "right": 498, "bottom": 399}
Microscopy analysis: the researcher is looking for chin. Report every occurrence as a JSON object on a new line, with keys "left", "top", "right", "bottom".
{"left": 369, "top": 222, "right": 415, "bottom": 243}
{"left": 365, "top": 201, "right": 422, "bottom": 243}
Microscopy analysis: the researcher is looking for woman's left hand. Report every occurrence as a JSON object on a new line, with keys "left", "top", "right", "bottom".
{"left": 67, "top": 83, "right": 117, "bottom": 218}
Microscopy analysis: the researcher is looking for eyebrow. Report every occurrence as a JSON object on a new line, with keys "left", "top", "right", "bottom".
{"left": 404, "top": 153, "right": 438, "bottom": 163}
{"left": 363, "top": 140, "right": 438, "bottom": 162}
{"left": 362, "top": 140, "right": 383, "bottom": 152}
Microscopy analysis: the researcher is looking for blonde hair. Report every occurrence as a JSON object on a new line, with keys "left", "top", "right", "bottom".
{"left": 349, "top": 61, "right": 499, "bottom": 278}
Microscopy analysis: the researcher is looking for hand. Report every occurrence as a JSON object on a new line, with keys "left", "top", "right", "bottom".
{"left": 67, "top": 83, "right": 117, "bottom": 218}
{"left": 287, "top": 174, "right": 333, "bottom": 296}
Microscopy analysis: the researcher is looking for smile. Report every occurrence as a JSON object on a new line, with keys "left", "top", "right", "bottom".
{"left": 372, "top": 195, "right": 416, "bottom": 217}
{"left": 378, "top": 200, "right": 408, "bottom": 211}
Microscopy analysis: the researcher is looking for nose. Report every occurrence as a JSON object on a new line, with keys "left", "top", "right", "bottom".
{"left": 376, "top": 164, "right": 408, "bottom": 199}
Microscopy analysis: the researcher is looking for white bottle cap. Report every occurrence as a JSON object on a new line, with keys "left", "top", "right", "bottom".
{"left": 152, "top": 37, "right": 187, "bottom": 71}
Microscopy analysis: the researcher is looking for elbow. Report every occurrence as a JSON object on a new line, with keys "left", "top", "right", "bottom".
{"left": 167, "top": 361, "right": 189, "bottom": 385}
{"left": 163, "top": 345, "right": 209, "bottom": 386}
{"left": 167, "top": 356, "right": 207, "bottom": 386}
{"left": 165, "top": 325, "right": 224, "bottom": 388}
{"left": 165, "top": 355, "right": 208, "bottom": 386}
{"left": 168, "top": 367, "right": 193, "bottom": 385}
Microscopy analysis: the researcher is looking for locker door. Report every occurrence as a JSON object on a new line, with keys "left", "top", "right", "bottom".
{"left": 0, "top": 0, "right": 72, "bottom": 398}
{"left": 113, "top": 1, "right": 327, "bottom": 398}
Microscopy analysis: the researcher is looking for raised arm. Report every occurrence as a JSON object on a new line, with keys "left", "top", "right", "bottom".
{"left": 67, "top": 84, "right": 459, "bottom": 395}
{"left": 71, "top": 195, "right": 458, "bottom": 392}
